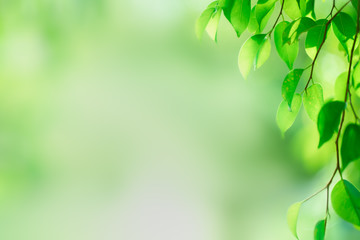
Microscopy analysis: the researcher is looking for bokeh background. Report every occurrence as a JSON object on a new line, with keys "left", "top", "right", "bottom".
{"left": 0, "top": 0, "right": 359, "bottom": 239}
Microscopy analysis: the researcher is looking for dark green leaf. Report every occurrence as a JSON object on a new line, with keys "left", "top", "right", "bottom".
{"left": 305, "top": 0, "right": 315, "bottom": 18}
{"left": 333, "top": 23, "right": 352, "bottom": 57}
{"left": 283, "top": 17, "right": 316, "bottom": 44}
{"left": 223, "top": 0, "right": 251, "bottom": 37}
{"left": 314, "top": 219, "right": 326, "bottom": 240}
{"left": 196, "top": 6, "right": 217, "bottom": 40}
{"left": 287, "top": 201, "right": 302, "bottom": 239}
{"left": 238, "top": 34, "right": 267, "bottom": 79}
{"left": 303, "top": 84, "right": 324, "bottom": 122}
{"left": 282, "top": 69, "right": 304, "bottom": 108}
{"left": 331, "top": 179, "right": 360, "bottom": 226}
{"left": 255, "top": 0, "right": 277, "bottom": 31}
{"left": 341, "top": 124, "right": 360, "bottom": 170}
{"left": 276, "top": 93, "right": 302, "bottom": 135}
{"left": 317, "top": 101, "right": 345, "bottom": 148}
{"left": 332, "top": 12, "right": 356, "bottom": 39}
{"left": 274, "top": 21, "right": 299, "bottom": 69}
{"left": 305, "top": 19, "right": 328, "bottom": 59}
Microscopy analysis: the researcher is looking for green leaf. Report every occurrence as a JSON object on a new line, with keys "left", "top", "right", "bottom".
{"left": 255, "top": 37, "right": 271, "bottom": 69}
{"left": 283, "top": 0, "right": 301, "bottom": 20}
{"left": 247, "top": 6, "right": 259, "bottom": 33}
{"left": 352, "top": 0, "right": 358, "bottom": 11}
{"left": 238, "top": 34, "right": 267, "bottom": 79}
{"left": 353, "top": 63, "right": 360, "bottom": 92}
{"left": 305, "top": 0, "right": 315, "bottom": 18}
{"left": 303, "top": 84, "right": 324, "bottom": 122}
{"left": 332, "top": 12, "right": 356, "bottom": 39}
{"left": 334, "top": 72, "right": 347, "bottom": 101}
{"left": 276, "top": 93, "right": 302, "bottom": 135}
{"left": 331, "top": 180, "right": 360, "bottom": 226}
{"left": 196, "top": 6, "right": 217, "bottom": 40}
{"left": 287, "top": 201, "right": 302, "bottom": 239}
{"left": 317, "top": 101, "right": 345, "bottom": 148}
{"left": 341, "top": 124, "right": 360, "bottom": 170}
{"left": 305, "top": 20, "right": 328, "bottom": 59}
{"left": 314, "top": 219, "right": 326, "bottom": 240}
{"left": 255, "top": 0, "right": 277, "bottom": 32}
{"left": 283, "top": 17, "right": 316, "bottom": 44}
{"left": 223, "top": 0, "right": 251, "bottom": 37}
{"left": 333, "top": 24, "right": 353, "bottom": 58}
{"left": 282, "top": 69, "right": 304, "bottom": 108}
{"left": 274, "top": 21, "right": 299, "bottom": 69}
{"left": 206, "top": 8, "right": 222, "bottom": 42}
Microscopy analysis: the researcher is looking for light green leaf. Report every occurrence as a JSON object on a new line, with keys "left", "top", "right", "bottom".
{"left": 341, "top": 124, "right": 360, "bottom": 170}
{"left": 287, "top": 201, "right": 302, "bottom": 239}
{"left": 206, "top": 8, "right": 222, "bottom": 42}
{"left": 353, "top": 63, "right": 360, "bottom": 95}
{"left": 196, "top": 7, "right": 217, "bottom": 40}
{"left": 314, "top": 219, "right": 326, "bottom": 240}
{"left": 274, "top": 21, "right": 299, "bottom": 69}
{"left": 317, "top": 101, "right": 345, "bottom": 148}
{"left": 283, "top": 17, "right": 316, "bottom": 44}
{"left": 247, "top": 6, "right": 259, "bottom": 33}
{"left": 332, "top": 12, "right": 356, "bottom": 39}
{"left": 331, "top": 180, "right": 360, "bottom": 226}
{"left": 305, "top": 20, "right": 328, "bottom": 59}
{"left": 303, "top": 84, "right": 324, "bottom": 122}
{"left": 238, "top": 34, "right": 267, "bottom": 79}
{"left": 255, "top": 37, "right": 271, "bottom": 69}
{"left": 283, "top": 0, "right": 301, "bottom": 20}
{"left": 223, "top": 0, "right": 251, "bottom": 37}
{"left": 276, "top": 94, "right": 302, "bottom": 135}
{"left": 255, "top": 0, "right": 277, "bottom": 31}
{"left": 334, "top": 72, "right": 347, "bottom": 101}
{"left": 282, "top": 69, "right": 304, "bottom": 108}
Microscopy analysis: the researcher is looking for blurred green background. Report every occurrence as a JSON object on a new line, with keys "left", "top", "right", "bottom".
{"left": 0, "top": 0, "right": 359, "bottom": 239}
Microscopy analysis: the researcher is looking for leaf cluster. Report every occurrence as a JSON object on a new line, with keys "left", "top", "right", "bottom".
{"left": 197, "top": 0, "right": 360, "bottom": 238}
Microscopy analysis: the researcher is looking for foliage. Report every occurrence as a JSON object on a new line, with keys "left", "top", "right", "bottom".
{"left": 197, "top": 0, "right": 360, "bottom": 238}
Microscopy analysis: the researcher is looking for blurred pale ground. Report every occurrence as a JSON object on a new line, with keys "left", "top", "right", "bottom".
{"left": 0, "top": 0, "right": 359, "bottom": 239}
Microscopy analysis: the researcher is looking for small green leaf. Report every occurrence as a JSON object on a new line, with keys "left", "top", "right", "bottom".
{"left": 341, "top": 124, "right": 360, "bottom": 170}
{"left": 255, "top": 0, "right": 277, "bottom": 31}
{"left": 305, "top": 0, "right": 315, "bottom": 18}
{"left": 206, "top": 8, "right": 223, "bottom": 42}
{"left": 287, "top": 201, "right": 302, "bottom": 239}
{"left": 276, "top": 94, "right": 302, "bottom": 135}
{"left": 334, "top": 72, "right": 347, "bottom": 101}
{"left": 305, "top": 20, "right": 328, "bottom": 59}
{"left": 314, "top": 219, "right": 326, "bottom": 240}
{"left": 223, "top": 0, "right": 251, "bottom": 37}
{"left": 238, "top": 34, "right": 267, "bottom": 79}
{"left": 331, "top": 180, "right": 360, "bottom": 226}
{"left": 283, "top": 0, "right": 301, "bottom": 20}
{"left": 196, "top": 6, "right": 217, "bottom": 40}
{"left": 283, "top": 17, "right": 316, "bottom": 44}
{"left": 274, "top": 21, "right": 299, "bottom": 69}
{"left": 303, "top": 84, "right": 324, "bottom": 122}
{"left": 332, "top": 12, "right": 356, "bottom": 39}
{"left": 317, "top": 101, "right": 345, "bottom": 148}
{"left": 255, "top": 37, "right": 271, "bottom": 69}
{"left": 282, "top": 69, "right": 304, "bottom": 108}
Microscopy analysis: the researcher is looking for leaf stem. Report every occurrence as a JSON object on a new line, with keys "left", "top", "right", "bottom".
{"left": 267, "top": 0, "right": 284, "bottom": 37}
